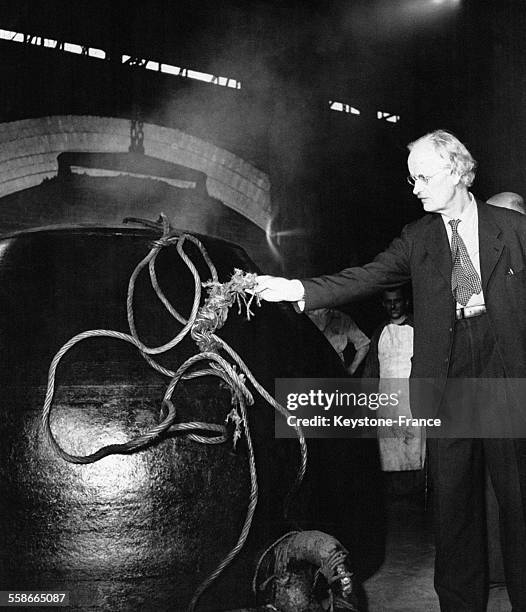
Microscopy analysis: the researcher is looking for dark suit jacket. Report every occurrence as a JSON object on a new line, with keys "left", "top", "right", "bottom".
{"left": 302, "top": 199, "right": 526, "bottom": 401}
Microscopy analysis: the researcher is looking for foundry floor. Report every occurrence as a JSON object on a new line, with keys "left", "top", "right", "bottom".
{"left": 362, "top": 489, "right": 512, "bottom": 612}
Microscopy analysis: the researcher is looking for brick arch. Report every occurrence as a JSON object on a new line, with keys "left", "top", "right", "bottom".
{"left": 0, "top": 115, "right": 271, "bottom": 230}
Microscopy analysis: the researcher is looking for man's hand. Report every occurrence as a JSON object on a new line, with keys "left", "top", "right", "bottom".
{"left": 255, "top": 275, "right": 305, "bottom": 302}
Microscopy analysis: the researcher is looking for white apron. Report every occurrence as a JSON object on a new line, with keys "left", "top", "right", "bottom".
{"left": 377, "top": 323, "right": 426, "bottom": 471}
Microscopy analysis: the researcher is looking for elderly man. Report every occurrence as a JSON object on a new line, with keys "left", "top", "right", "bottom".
{"left": 256, "top": 130, "right": 526, "bottom": 611}
{"left": 487, "top": 191, "right": 525, "bottom": 215}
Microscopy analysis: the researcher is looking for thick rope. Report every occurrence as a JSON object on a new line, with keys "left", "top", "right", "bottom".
{"left": 251, "top": 531, "right": 300, "bottom": 598}
{"left": 187, "top": 392, "right": 258, "bottom": 612}
{"left": 40, "top": 219, "right": 306, "bottom": 611}
{"left": 253, "top": 532, "right": 356, "bottom": 612}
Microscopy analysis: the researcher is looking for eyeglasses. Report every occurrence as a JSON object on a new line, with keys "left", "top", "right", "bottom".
{"left": 407, "top": 167, "right": 450, "bottom": 187}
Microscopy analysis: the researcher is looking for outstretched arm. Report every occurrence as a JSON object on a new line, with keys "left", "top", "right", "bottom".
{"left": 256, "top": 226, "right": 412, "bottom": 310}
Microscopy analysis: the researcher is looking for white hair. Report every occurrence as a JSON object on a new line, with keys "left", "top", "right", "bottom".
{"left": 408, "top": 129, "right": 477, "bottom": 188}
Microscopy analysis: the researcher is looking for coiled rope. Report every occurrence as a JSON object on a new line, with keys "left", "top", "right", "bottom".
{"left": 40, "top": 217, "right": 307, "bottom": 612}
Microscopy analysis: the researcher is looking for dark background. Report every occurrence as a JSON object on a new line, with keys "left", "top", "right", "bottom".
{"left": 0, "top": 0, "right": 524, "bottom": 331}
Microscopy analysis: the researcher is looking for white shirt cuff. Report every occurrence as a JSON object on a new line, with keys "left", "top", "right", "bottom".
{"left": 290, "top": 279, "right": 305, "bottom": 312}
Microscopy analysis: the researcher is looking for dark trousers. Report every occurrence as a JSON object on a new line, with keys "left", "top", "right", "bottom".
{"left": 428, "top": 314, "right": 526, "bottom": 611}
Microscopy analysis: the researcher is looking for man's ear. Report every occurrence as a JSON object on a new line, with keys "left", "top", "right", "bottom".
{"left": 451, "top": 171, "right": 462, "bottom": 186}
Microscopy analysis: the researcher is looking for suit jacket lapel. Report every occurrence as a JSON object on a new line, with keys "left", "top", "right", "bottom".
{"left": 423, "top": 214, "right": 452, "bottom": 285}
{"left": 477, "top": 199, "right": 504, "bottom": 291}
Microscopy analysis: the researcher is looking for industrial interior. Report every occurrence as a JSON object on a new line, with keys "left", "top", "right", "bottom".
{"left": 0, "top": 1, "right": 524, "bottom": 610}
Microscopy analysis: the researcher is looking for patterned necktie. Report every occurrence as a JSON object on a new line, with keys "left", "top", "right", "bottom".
{"left": 448, "top": 218, "right": 482, "bottom": 306}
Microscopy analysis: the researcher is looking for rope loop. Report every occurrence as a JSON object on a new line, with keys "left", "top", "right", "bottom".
{"left": 40, "top": 216, "right": 307, "bottom": 612}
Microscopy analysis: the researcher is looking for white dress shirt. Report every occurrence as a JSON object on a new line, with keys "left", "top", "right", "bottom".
{"left": 307, "top": 308, "right": 370, "bottom": 362}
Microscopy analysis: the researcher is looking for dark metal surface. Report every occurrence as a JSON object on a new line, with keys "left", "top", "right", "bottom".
{"left": 0, "top": 227, "right": 383, "bottom": 611}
